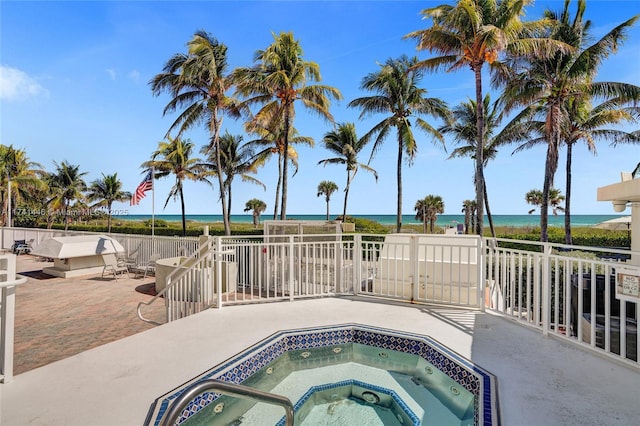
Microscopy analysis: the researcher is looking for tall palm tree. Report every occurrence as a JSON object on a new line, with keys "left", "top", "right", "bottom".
{"left": 499, "top": 0, "right": 639, "bottom": 241}
{"left": 244, "top": 198, "right": 267, "bottom": 228}
{"left": 234, "top": 31, "right": 342, "bottom": 220}
{"left": 48, "top": 161, "right": 88, "bottom": 231}
{"left": 526, "top": 188, "right": 565, "bottom": 216}
{"left": 244, "top": 118, "right": 313, "bottom": 220}
{"left": 201, "top": 132, "right": 265, "bottom": 225}
{"left": 150, "top": 30, "right": 242, "bottom": 236}
{"left": 318, "top": 122, "right": 378, "bottom": 220}
{"left": 461, "top": 199, "right": 477, "bottom": 235}
{"left": 348, "top": 55, "right": 448, "bottom": 233}
{"left": 0, "top": 144, "right": 45, "bottom": 226}
{"left": 317, "top": 180, "right": 338, "bottom": 220}
{"left": 415, "top": 195, "right": 445, "bottom": 233}
{"left": 405, "top": 0, "right": 563, "bottom": 236}
{"left": 86, "top": 173, "right": 131, "bottom": 232}
{"left": 440, "top": 95, "right": 504, "bottom": 237}
{"left": 141, "top": 137, "right": 209, "bottom": 236}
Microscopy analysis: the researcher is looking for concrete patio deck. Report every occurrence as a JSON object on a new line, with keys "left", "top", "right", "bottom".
{"left": 1, "top": 256, "right": 639, "bottom": 425}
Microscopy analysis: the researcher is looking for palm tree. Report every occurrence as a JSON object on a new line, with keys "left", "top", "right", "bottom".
{"left": 317, "top": 180, "right": 338, "bottom": 220}
{"left": 499, "top": 0, "right": 639, "bottom": 241}
{"left": 318, "top": 122, "right": 378, "bottom": 220}
{"left": 234, "top": 31, "right": 342, "bottom": 220}
{"left": 244, "top": 118, "right": 313, "bottom": 220}
{"left": 461, "top": 199, "right": 477, "bottom": 235}
{"left": 48, "top": 161, "right": 88, "bottom": 231}
{"left": 526, "top": 188, "right": 565, "bottom": 216}
{"left": 0, "top": 145, "right": 45, "bottom": 226}
{"left": 141, "top": 137, "right": 209, "bottom": 236}
{"left": 440, "top": 95, "right": 503, "bottom": 237}
{"left": 150, "top": 30, "right": 242, "bottom": 236}
{"left": 202, "top": 132, "right": 265, "bottom": 225}
{"left": 348, "top": 55, "right": 448, "bottom": 233}
{"left": 405, "top": 0, "right": 563, "bottom": 236}
{"left": 86, "top": 173, "right": 131, "bottom": 232}
{"left": 244, "top": 198, "right": 267, "bottom": 228}
{"left": 415, "top": 195, "right": 445, "bottom": 233}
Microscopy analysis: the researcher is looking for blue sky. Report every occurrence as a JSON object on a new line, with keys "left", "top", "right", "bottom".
{"left": 1, "top": 0, "right": 639, "bottom": 217}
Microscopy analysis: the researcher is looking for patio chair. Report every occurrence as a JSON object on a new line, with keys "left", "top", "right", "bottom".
{"left": 102, "top": 253, "right": 130, "bottom": 281}
{"left": 143, "top": 253, "right": 162, "bottom": 279}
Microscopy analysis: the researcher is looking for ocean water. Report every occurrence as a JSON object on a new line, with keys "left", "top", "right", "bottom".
{"left": 113, "top": 214, "right": 624, "bottom": 228}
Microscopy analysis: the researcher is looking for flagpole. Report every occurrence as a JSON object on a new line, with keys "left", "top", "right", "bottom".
{"left": 151, "top": 167, "right": 155, "bottom": 239}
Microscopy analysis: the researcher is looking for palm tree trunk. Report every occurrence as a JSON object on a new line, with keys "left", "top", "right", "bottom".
{"left": 342, "top": 171, "right": 351, "bottom": 221}
{"left": 253, "top": 211, "right": 259, "bottom": 228}
{"left": 564, "top": 142, "right": 573, "bottom": 245}
{"left": 107, "top": 201, "right": 113, "bottom": 233}
{"left": 541, "top": 110, "right": 561, "bottom": 243}
{"left": 274, "top": 153, "right": 283, "bottom": 220}
{"left": 211, "top": 117, "right": 231, "bottom": 235}
{"left": 326, "top": 198, "right": 330, "bottom": 220}
{"left": 179, "top": 184, "right": 187, "bottom": 237}
{"left": 396, "top": 131, "right": 403, "bottom": 233}
{"left": 64, "top": 202, "right": 69, "bottom": 232}
{"left": 483, "top": 182, "right": 496, "bottom": 238}
{"left": 280, "top": 104, "right": 292, "bottom": 220}
{"left": 227, "top": 183, "right": 232, "bottom": 228}
{"left": 474, "top": 66, "right": 485, "bottom": 236}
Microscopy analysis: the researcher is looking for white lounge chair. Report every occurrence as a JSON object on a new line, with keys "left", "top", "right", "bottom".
{"left": 102, "top": 253, "right": 130, "bottom": 281}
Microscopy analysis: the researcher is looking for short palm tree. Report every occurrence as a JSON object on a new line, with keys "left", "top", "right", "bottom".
{"left": 234, "top": 31, "right": 342, "bottom": 219}
{"left": 415, "top": 195, "right": 445, "bottom": 233}
{"left": 150, "top": 30, "right": 242, "bottom": 235}
{"left": 141, "top": 137, "right": 210, "bottom": 236}
{"left": 405, "top": 0, "right": 564, "bottom": 235}
{"left": 349, "top": 55, "right": 448, "bottom": 233}
{"left": 86, "top": 173, "right": 131, "bottom": 232}
{"left": 202, "top": 132, "right": 265, "bottom": 226}
{"left": 48, "top": 161, "right": 88, "bottom": 231}
{"left": 461, "top": 199, "right": 477, "bottom": 235}
{"left": 244, "top": 198, "right": 267, "bottom": 228}
{"left": 318, "top": 122, "right": 378, "bottom": 220}
{"left": 526, "top": 188, "right": 565, "bottom": 216}
{"left": 317, "top": 180, "right": 338, "bottom": 220}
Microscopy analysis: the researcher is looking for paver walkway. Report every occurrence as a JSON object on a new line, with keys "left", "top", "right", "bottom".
{"left": 13, "top": 255, "right": 165, "bottom": 375}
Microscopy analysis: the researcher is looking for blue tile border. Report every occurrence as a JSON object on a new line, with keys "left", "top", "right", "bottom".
{"left": 148, "top": 323, "right": 499, "bottom": 426}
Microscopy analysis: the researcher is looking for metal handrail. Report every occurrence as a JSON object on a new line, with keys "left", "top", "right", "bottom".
{"left": 159, "top": 379, "right": 294, "bottom": 426}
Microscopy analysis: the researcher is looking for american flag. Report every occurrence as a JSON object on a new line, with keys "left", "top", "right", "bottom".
{"left": 130, "top": 170, "right": 153, "bottom": 206}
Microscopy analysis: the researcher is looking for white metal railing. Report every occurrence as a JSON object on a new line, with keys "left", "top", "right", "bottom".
{"left": 137, "top": 238, "right": 235, "bottom": 325}
{"left": 486, "top": 238, "right": 639, "bottom": 365}
{"left": 355, "top": 234, "right": 483, "bottom": 307}
{"left": 5, "top": 225, "right": 637, "bottom": 367}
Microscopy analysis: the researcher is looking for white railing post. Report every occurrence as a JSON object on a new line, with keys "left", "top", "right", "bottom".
{"left": 353, "top": 234, "right": 362, "bottom": 296}
{"left": 1, "top": 254, "right": 28, "bottom": 383}
{"left": 478, "top": 237, "right": 486, "bottom": 311}
{"left": 288, "top": 235, "right": 294, "bottom": 302}
{"left": 541, "top": 243, "right": 552, "bottom": 336}
{"left": 216, "top": 237, "right": 223, "bottom": 309}
{"left": 410, "top": 236, "right": 419, "bottom": 302}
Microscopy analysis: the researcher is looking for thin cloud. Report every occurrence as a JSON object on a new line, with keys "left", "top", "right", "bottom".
{"left": 0, "top": 65, "right": 48, "bottom": 101}
{"left": 106, "top": 68, "right": 116, "bottom": 80}
{"left": 128, "top": 70, "right": 140, "bottom": 83}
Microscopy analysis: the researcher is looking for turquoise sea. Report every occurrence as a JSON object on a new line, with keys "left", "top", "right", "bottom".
{"left": 114, "top": 214, "right": 625, "bottom": 228}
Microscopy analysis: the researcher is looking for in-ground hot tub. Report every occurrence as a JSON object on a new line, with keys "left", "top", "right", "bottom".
{"left": 146, "top": 324, "right": 499, "bottom": 425}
